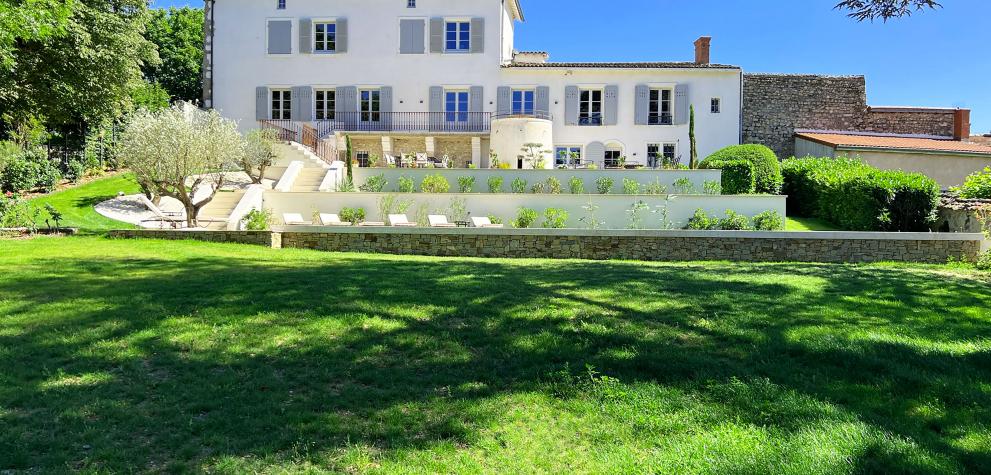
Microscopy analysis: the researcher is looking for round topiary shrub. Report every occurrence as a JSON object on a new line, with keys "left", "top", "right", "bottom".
{"left": 700, "top": 144, "right": 783, "bottom": 194}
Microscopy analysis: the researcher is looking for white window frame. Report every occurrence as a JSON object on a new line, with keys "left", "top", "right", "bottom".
{"left": 649, "top": 88, "right": 674, "bottom": 125}
{"left": 711, "top": 97, "right": 721, "bottom": 114}
{"left": 512, "top": 89, "right": 535, "bottom": 116}
{"left": 444, "top": 89, "right": 470, "bottom": 123}
{"left": 356, "top": 150, "right": 371, "bottom": 167}
{"left": 314, "top": 88, "right": 336, "bottom": 121}
{"left": 579, "top": 88, "right": 603, "bottom": 126}
{"left": 359, "top": 88, "right": 381, "bottom": 123}
{"left": 647, "top": 142, "right": 678, "bottom": 168}
{"left": 554, "top": 145, "right": 582, "bottom": 167}
{"left": 407, "top": 0, "right": 416, "bottom": 7}
{"left": 312, "top": 20, "right": 337, "bottom": 53}
{"left": 277, "top": 0, "right": 286, "bottom": 10}
{"left": 270, "top": 88, "right": 292, "bottom": 120}
{"left": 444, "top": 19, "right": 471, "bottom": 53}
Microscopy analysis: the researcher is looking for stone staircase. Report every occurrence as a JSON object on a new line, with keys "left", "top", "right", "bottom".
{"left": 291, "top": 168, "right": 330, "bottom": 192}
{"left": 196, "top": 190, "right": 246, "bottom": 230}
{"left": 274, "top": 142, "right": 331, "bottom": 170}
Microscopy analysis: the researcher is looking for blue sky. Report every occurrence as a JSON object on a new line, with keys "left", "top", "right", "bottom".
{"left": 154, "top": 0, "right": 991, "bottom": 134}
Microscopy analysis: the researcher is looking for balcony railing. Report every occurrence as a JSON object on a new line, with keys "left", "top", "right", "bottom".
{"left": 493, "top": 111, "right": 553, "bottom": 121}
{"left": 648, "top": 113, "right": 674, "bottom": 126}
{"left": 316, "top": 112, "right": 491, "bottom": 134}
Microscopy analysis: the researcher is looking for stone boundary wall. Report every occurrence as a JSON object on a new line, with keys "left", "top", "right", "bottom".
{"left": 743, "top": 74, "right": 960, "bottom": 159}
{"left": 109, "top": 230, "right": 281, "bottom": 248}
{"left": 108, "top": 228, "right": 983, "bottom": 263}
{"left": 863, "top": 107, "right": 956, "bottom": 138}
{"left": 278, "top": 229, "right": 982, "bottom": 264}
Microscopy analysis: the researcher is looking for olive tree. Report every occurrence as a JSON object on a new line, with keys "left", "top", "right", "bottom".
{"left": 117, "top": 103, "right": 243, "bottom": 227}
{"left": 241, "top": 128, "right": 279, "bottom": 184}
{"left": 835, "top": 0, "right": 941, "bottom": 21}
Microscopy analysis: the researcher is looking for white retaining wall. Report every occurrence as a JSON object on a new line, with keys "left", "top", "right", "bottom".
{"left": 263, "top": 191, "right": 786, "bottom": 230}
{"left": 351, "top": 168, "right": 722, "bottom": 194}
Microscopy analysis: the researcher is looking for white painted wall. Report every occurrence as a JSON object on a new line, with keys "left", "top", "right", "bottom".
{"left": 263, "top": 192, "right": 786, "bottom": 230}
{"left": 212, "top": 0, "right": 743, "bottom": 161}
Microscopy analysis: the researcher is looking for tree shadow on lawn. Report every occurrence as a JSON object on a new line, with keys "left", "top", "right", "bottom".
{"left": 0, "top": 250, "right": 989, "bottom": 472}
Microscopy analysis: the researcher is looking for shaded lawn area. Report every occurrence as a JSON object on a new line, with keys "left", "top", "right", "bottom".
{"left": 1, "top": 238, "right": 989, "bottom": 473}
{"left": 26, "top": 174, "right": 140, "bottom": 233}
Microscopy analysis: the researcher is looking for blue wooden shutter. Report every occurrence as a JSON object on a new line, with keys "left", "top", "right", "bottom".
{"left": 299, "top": 19, "right": 312, "bottom": 54}
{"left": 496, "top": 86, "right": 511, "bottom": 117}
{"left": 564, "top": 86, "right": 579, "bottom": 126}
{"left": 336, "top": 18, "right": 348, "bottom": 53}
{"left": 256, "top": 87, "right": 269, "bottom": 120}
{"left": 400, "top": 19, "right": 424, "bottom": 54}
{"left": 586, "top": 141, "right": 606, "bottom": 167}
{"left": 292, "top": 86, "right": 313, "bottom": 121}
{"left": 469, "top": 86, "right": 484, "bottom": 129}
{"left": 429, "top": 86, "right": 444, "bottom": 131}
{"left": 429, "top": 18, "right": 444, "bottom": 53}
{"left": 470, "top": 18, "right": 484, "bottom": 53}
{"left": 675, "top": 84, "right": 690, "bottom": 125}
{"left": 604, "top": 85, "right": 619, "bottom": 126}
{"left": 380, "top": 86, "right": 393, "bottom": 130}
{"left": 336, "top": 86, "right": 357, "bottom": 128}
{"left": 267, "top": 20, "right": 292, "bottom": 54}
{"left": 634, "top": 84, "right": 649, "bottom": 125}
{"left": 535, "top": 86, "right": 550, "bottom": 118}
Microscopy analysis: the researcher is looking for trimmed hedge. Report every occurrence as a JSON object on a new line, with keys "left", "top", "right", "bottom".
{"left": 700, "top": 144, "right": 783, "bottom": 194}
{"left": 700, "top": 159, "right": 755, "bottom": 194}
{"left": 781, "top": 157, "right": 939, "bottom": 232}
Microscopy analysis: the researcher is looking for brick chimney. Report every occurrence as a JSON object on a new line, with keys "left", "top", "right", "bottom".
{"left": 694, "top": 36, "right": 711, "bottom": 65}
{"left": 953, "top": 109, "right": 971, "bottom": 141}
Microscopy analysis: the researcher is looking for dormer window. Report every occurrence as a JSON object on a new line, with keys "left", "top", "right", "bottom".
{"left": 277, "top": 0, "right": 285, "bottom": 9}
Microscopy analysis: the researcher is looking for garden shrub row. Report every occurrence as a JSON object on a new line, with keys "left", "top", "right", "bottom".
{"left": 781, "top": 157, "right": 939, "bottom": 232}
{"left": 1, "top": 144, "right": 62, "bottom": 193}
{"left": 363, "top": 174, "right": 722, "bottom": 195}
{"left": 699, "top": 144, "right": 783, "bottom": 195}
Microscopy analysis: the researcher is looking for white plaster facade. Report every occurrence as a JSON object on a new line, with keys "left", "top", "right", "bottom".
{"left": 209, "top": 0, "right": 742, "bottom": 169}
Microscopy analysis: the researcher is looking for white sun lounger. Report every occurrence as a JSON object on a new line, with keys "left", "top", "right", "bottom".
{"left": 471, "top": 216, "right": 504, "bottom": 228}
{"left": 428, "top": 215, "right": 457, "bottom": 228}
{"left": 138, "top": 195, "right": 185, "bottom": 229}
{"left": 389, "top": 214, "right": 417, "bottom": 227}
{"left": 319, "top": 213, "right": 352, "bottom": 226}
{"left": 283, "top": 213, "right": 313, "bottom": 226}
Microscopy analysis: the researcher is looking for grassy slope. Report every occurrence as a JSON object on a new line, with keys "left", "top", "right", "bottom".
{"left": 0, "top": 238, "right": 989, "bottom": 473}
{"left": 27, "top": 174, "right": 141, "bottom": 232}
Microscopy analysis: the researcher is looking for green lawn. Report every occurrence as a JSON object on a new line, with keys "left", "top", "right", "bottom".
{"left": 27, "top": 174, "right": 140, "bottom": 232}
{"left": 787, "top": 216, "right": 842, "bottom": 231}
{"left": 1, "top": 237, "right": 989, "bottom": 473}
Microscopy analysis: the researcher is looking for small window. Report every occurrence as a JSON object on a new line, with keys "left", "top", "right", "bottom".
{"left": 579, "top": 89, "right": 603, "bottom": 126}
{"left": 315, "top": 89, "right": 335, "bottom": 120}
{"left": 604, "top": 149, "right": 622, "bottom": 168}
{"left": 512, "top": 89, "right": 534, "bottom": 115}
{"left": 277, "top": 0, "right": 286, "bottom": 9}
{"left": 314, "top": 22, "right": 337, "bottom": 52}
{"left": 445, "top": 21, "right": 470, "bottom": 52}
{"left": 356, "top": 151, "right": 370, "bottom": 167}
{"left": 270, "top": 89, "right": 291, "bottom": 120}
{"left": 407, "top": 0, "right": 416, "bottom": 7}
{"left": 711, "top": 98, "right": 721, "bottom": 114}
{"left": 649, "top": 88, "right": 673, "bottom": 125}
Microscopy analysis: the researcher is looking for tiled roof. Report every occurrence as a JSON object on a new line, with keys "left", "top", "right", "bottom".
{"left": 504, "top": 61, "right": 741, "bottom": 70}
{"left": 796, "top": 132, "right": 991, "bottom": 156}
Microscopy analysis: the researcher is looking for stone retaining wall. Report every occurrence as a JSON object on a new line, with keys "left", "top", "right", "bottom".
{"left": 279, "top": 229, "right": 982, "bottom": 264}
{"left": 109, "top": 230, "right": 281, "bottom": 248}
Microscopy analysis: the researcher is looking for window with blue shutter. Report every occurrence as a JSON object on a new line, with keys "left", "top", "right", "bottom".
{"left": 512, "top": 90, "right": 534, "bottom": 115}
{"left": 360, "top": 89, "right": 380, "bottom": 122}
{"left": 445, "top": 21, "right": 470, "bottom": 52}
{"left": 579, "top": 89, "right": 603, "bottom": 126}
{"left": 314, "top": 22, "right": 336, "bottom": 52}
{"left": 649, "top": 88, "right": 673, "bottom": 125}
{"left": 271, "top": 89, "right": 291, "bottom": 120}
{"left": 315, "top": 90, "right": 335, "bottom": 120}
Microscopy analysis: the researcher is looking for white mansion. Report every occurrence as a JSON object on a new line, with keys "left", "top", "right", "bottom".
{"left": 203, "top": 0, "right": 743, "bottom": 169}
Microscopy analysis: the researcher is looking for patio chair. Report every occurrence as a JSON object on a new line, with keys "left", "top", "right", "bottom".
{"left": 388, "top": 214, "right": 417, "bottom": 227}
{"left": 319, "top": 213, "right": 352, "bottom": 226}
{"left": 357, "top": 220, "right": 386, "bottom": 227}
{"left": 428, "top": 215, "right": 457, "bottom": 228}
{"left": 282, "top": 213, "right": 313, "bottom": 226}
{"left": 138, "top": 195, "right": 185, "bottom": 229}
{"left": 415, "top": 153, "right": 429, "bottom": 168}
{"left": 471, "top": 216, "right": 504, "bottom": 229}
{"left": 385, "top": 155, "right": 397, "bottom": 167}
